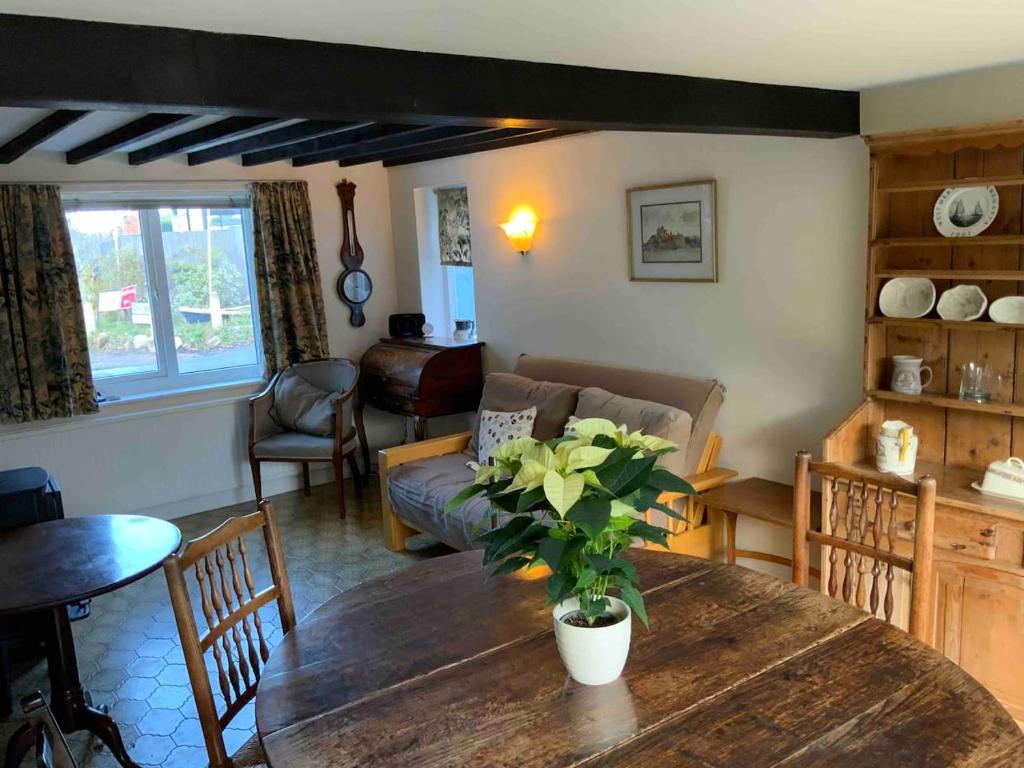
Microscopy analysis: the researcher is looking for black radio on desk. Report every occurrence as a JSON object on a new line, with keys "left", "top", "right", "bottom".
{"left": 388, "top": 313, "right": 426, "bottom": 338}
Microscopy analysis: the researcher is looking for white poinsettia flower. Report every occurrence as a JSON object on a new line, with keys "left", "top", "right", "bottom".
{"left": 567, "top": 417, "right": 619, "bottom": 440}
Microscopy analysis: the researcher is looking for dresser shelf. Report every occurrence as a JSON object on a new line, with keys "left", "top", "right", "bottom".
{"left": 872, "top": 235, "right": 1024, "bottom": 248}
{"left": 867, "top": 316, "right": 1023, "bottom": 332}
{"left": 877, "top": 173, "right": 1024, "bottom": 193}
{"left": 875, "top": 269, "right": 1024, "bottom": 281}
{"left": 866, "top": 389, "right": 1024, "bottom": 418}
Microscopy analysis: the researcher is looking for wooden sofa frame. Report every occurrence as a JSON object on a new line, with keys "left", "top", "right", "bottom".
{"left": 379, "top": 430, "right": 737, "bottom": 555}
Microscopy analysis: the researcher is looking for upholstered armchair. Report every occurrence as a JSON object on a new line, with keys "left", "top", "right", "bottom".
{"left": 248, "top": 358, "right": 361, "bottom": 518}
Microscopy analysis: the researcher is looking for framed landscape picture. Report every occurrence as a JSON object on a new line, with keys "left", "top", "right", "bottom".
{"left": 626, "top": 179, "right": 717, "bottom": 282}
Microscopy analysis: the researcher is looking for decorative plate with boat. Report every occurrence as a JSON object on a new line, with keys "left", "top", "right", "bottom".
{"left": 933, "top": 185, "right": 999, "bottom": 237}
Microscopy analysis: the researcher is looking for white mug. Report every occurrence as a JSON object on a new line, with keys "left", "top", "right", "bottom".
{"left": 891, "top": 355, "right": 933, "bottom": 395}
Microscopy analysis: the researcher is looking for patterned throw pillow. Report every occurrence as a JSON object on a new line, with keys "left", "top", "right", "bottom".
{"left": 477, "top": 407, "right": 538, "bottom": 466}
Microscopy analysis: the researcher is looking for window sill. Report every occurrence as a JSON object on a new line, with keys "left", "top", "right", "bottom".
{"left": 0, "top": 378, "right": 266, "bottom": 441}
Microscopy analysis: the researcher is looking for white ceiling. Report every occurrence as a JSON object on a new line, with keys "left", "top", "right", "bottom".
{"left": 2, "top": 0, "right": 1024, "bottom": 90}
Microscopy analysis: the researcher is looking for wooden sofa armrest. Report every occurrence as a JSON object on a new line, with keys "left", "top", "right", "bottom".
{"left": 379, "top": 431, "right": 473, "bottom": 552}
{"left": 378, "top": 431, "right": 473, "bottom": 471}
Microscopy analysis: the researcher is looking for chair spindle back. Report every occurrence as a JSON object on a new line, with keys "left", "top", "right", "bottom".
{"left": 163, "top": 500, "right": 295, "bottom": 768}
{"left": 792, "top": 451, "right": 936, "bottom": 643}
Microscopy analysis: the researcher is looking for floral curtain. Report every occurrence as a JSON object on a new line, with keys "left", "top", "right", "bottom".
{"left": 250, "top": 181, "right": 329, "bottom": 373}
{"left": 0, "top": 185, "right": 98, "bottom": 424}
{"left": 436, "top": 187, "right": 472, "bottom": 266}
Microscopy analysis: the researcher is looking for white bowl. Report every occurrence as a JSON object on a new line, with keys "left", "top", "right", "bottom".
{"left": 878, "top": 277, "right": 936, "bottom": 319}
{"left": 937, "top": 284, "right": 988, "bottom": 321}
{"left": 989, "top": 296, "right": 1024, "bottom": 325}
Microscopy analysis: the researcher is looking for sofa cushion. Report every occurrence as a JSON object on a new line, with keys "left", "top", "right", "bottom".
{"left": 467, "top": 373, "right": 580, "bottom": 456}
{"left": 271, "top": 367, "right": 340, "bottom": 437}
{"left": 513, "top": 355, "right": 724, "bottom": 475}
{"left": 574, "top": 387, "right": 692, "bottom": 477}
{"left": 387, "top": 452, "right": 501, "bottom": 551}
{"left": 477, "top": 406, "right": 537, "bottom": 465}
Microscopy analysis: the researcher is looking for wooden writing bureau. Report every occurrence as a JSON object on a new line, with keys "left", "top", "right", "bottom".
{"left": 355, "top": 337, "right": 484, "bottom": 476}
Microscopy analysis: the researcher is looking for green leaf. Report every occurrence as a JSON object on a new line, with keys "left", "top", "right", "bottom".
{"left": 490, "top": 556, "right": 530, "bottom": 577}
{"left": 444, "top": 483, "right": 485, "bottom": 515}
{"left": 619, "top": 585, "right": 649, "bottom": 628}
{"left": 546, "top": 572, "right": 575, "bottom": 605}
{"left": 574, "top": 569, "right": 598, "bottom": 591}
{"left": 538, "top": 535, "right": 565, "bottom": 571}
{"left": 627, "top": 520, "right": 670, "bottom": 549}
{"left": 586, "top": 553, "right": 615, "bottom": 573}
{"left": 480, "top": 516, "right": 533, "bottom": 564}
{"left": 608, "top": 557, "right": 638, "bottom": 583}
{"left": 613, "top": 456, "right": 659, "bottom": 496}
{"left": 543, "top": 471, "right": 584, "bottom": 517}
{"left": 591, "top": 433, "right": 619, "bottom": 450}
{"left": 647, "top": 469, "right": 697, "bottom": 496}
{"left": 566, "top": 497, "right": 612, "bottom": 540}
{"left": 647, "top": 499, "right": 687, "bottom": 522}
{"left": 515, "top": 486, "right": 547, "bottom": 514}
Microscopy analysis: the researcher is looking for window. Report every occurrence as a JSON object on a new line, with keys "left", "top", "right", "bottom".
{"left": 444, "top": 264, "right": 477, "bottom": 330}
{"left": 65, "top": 194, "right": 262, "bottom": 399}
{"left": 414, "top": 183, "right": 477, "bottom": 336}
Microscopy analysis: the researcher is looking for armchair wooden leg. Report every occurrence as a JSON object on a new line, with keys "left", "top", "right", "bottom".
{"left": 346, "top": 454, "right": 363, "bottom": 496}
{"left": 333, "top": 455, "right": 347, "bottom": 519}
{"left": 250, "top": 458, "right": 263, "bottom": 503}
{"left": 302, "top": 463, "right": 311, "bottom": 495}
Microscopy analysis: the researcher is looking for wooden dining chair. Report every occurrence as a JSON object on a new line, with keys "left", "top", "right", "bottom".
{"left": 20, "top": 692, "right": 77, "bottom": 768}
{"left": 163, "top": 500, "right": 296, "bottom": 768}
{"left": 792, "top": 451, "right": 936, "bottom": 643}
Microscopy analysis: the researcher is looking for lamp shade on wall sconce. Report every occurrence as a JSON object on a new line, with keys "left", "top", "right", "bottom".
{"left": 500, "top": 206, "right": 538, "bottom": 255}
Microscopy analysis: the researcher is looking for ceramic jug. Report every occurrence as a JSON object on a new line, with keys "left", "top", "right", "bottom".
{"left": 890, "top": 355, "right": 933, "bottom": 395}
{"left": 876, "top": 420, "right": 918, "bottom": 475}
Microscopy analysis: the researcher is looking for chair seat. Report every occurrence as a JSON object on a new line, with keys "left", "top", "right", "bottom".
{"left": 253, "top": 431, "right": 356, "bottom": 460}
{"left": 232, "top": 733, "right": 268, "bottom": 768}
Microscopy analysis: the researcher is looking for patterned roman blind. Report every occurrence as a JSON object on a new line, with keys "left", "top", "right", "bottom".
{"left": 436, "top": 187, "right": 472, "bottom": 266}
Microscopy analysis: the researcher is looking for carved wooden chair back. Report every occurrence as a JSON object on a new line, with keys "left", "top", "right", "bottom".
{"left": 163, "top": 500, "right": 296, "bottom": 768}
{"left": 792, "top": 452, "right": 936, "bottom": 643}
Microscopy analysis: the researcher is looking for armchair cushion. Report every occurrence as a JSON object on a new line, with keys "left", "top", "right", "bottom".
{"left": 467, "top": 373, "right": 580, "bottom": 457}
{"left": 270, "top": 367, "right": 340, "bottom": 437}
{"left": 253, "top": 431, "right": 354, "bottom": 460}
{"left": 574, "top": 387, "right": 692, "bottom": 477}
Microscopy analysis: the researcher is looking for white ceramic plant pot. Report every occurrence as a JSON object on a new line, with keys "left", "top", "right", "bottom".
{"left": 552, "top": 596, "right": 632, "bottom": 686}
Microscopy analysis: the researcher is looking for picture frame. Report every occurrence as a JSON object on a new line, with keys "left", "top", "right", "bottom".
{"left": 626, "top": 179, "right": 717, "bottom": 283}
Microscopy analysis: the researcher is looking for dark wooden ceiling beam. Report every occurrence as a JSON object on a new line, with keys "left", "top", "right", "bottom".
{"left": 242, "top": 123, "right": 418, "bottom": 166}
{"left": 336, "top": 127, "right": 534, "bottom": 167}
{"left": 0, "top": 109, "right": 89, "bottom": 163}
{"left": 383, "top": 130, "right": 584, "bottom": 167}
{"left": 127, "top": 116, "right": 286, "bottom": 165}
{"left": 291, "top": 126, "right": 496, "bottom": 167}
{"left": 0, "top": 14, "right": 859, "bottom": 138}
{"left": 187, "top": 120, "right": 361, "bottom": 165}
{"left": 66, "top": 113, "right": 194, "bottom": 164}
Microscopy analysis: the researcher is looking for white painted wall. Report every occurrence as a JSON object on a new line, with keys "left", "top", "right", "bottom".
{"left": 387, "top": 131, "right": 869, "bottom": 575}
{"left": 0, "top": 153, "right": 405, "bottom": 519}
{"left": 861, "top": 60, "right": 1024, "bottom": 134}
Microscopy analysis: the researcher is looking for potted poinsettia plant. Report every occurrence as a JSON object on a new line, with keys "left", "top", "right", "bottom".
{"left": 445, "top": 417, "right": 696, "bottom": 685}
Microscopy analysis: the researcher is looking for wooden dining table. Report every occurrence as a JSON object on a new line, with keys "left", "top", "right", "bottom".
{"left": 255, "top": 550, "right": 1024, "bottom": 767}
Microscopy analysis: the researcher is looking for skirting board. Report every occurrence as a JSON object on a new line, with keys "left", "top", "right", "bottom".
{"left": 129, "top": 463, "right": 344, "bottom": 521}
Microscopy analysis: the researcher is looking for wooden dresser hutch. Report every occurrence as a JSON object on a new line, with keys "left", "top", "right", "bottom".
{"left": 825, "top": 120, "right": 1024, "bottom": 725}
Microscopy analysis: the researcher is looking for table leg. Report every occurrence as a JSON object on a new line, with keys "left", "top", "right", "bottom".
{"left": 724, "top": 511, "right": 738, "bottom": 565}
{"left": 4, "top": 606, "right": 142, "bottom": 768}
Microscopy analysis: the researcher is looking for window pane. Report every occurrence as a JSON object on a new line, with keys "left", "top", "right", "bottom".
{"left": 67, "top": 209, "right": 158, "bottom": 379}
{"left": 160, "top": 208, "right": 260, "bottom": 375}
{"left": 449, "top": 265, "right": 477, "bottom": 323}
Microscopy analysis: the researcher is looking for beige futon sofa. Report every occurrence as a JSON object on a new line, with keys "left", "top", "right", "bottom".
{"left": 379, "top": 355, "right": 736, "bottom": 553}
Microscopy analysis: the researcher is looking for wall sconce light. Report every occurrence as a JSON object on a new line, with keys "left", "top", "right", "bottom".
{"left": 500, "top": 206, "right": 538, "bottom": 255}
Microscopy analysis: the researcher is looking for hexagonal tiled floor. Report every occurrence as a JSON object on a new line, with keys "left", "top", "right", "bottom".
{"left": 1, "top": 478, "right": 451, "bottom": 767}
